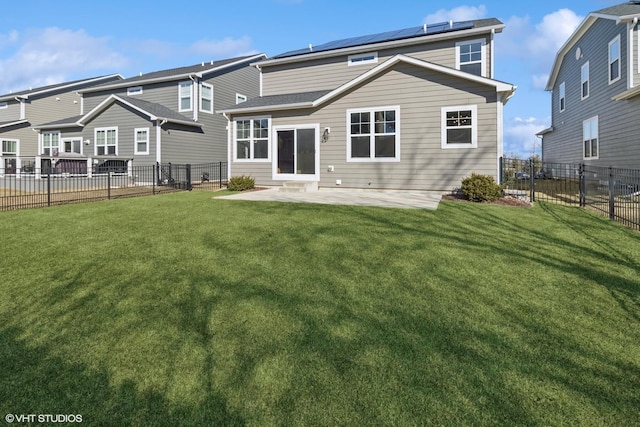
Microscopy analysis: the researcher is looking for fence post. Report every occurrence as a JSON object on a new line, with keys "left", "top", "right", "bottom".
{"left": 499, "top": 156, "right": 503, "bottom": 185}
{"left": 168, "top": 163, "right": 173, "bottom": 186}
{"left": 529, "top": 158, "right": 535, "bottom": 202}
{"left": 186, "top": 164, "right": 192, "bottom": 191}
{"left": 47, "top": 171, "right": 51, "bottom": 207}
{"left": 608, "top": 166, "right": 615, "bottom": 221}
{"left": 579, "top": 163, "right": 585, "bottom": 207}
{"left": 152, "top": 164, "right": 156, "bottom": 195}
{"left": 219, "top": 161, "right": 223, "bottom": 189}
{"left": 108, "top": 172, "right": 111, "bottom": 200}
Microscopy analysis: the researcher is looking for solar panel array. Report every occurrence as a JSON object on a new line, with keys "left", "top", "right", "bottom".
{"left": 274, "top": 21, "right": 475, "bottom": 59}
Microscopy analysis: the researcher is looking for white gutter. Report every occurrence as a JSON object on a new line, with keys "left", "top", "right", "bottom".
{"left": 156, "top": 119, "right": 166, "bottom": 164}
{"left": 15, "top": 96, "right": 25, "bottom": 120}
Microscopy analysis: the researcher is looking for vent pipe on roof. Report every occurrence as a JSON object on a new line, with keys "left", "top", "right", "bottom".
{"left": 309, "top": 44, "right": 313, "bottom": 51}
{"left": 449, "top": 20, "right": 453, "bottom": 29}
{"left": 423, "top": 24, "right": 427, "bottom": 33}
{"left": 210, "top": 60, "right": 213, "bottom": 65}
{"left": 201, "top": 62, "right": 205, "bottom": 66}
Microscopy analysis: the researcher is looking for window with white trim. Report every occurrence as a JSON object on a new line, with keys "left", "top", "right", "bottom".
{"left": 0, "top": 102, "right": 7, "bottom": 109}
{"left": 42, "top": 131, "right": 60, "bottom": 156}
{"left": 95, "top": 127, "right": 118, "bottom": 155}
{"left": 134, "top": 128, "right": 149, "bottom": 155}
{"left": 236, "top": 93, "right": 247, "bottom": 104}
{"left": 348, "top": 52, "right": 378, "bottom": 66}
{"left": 234, "top": 117, "right": 270, "bottom": 161}
{"left": 127, "top": 86, "right": 143, "bottom": 96}
{"left": 583, "top": 116, "right": 598, "bottom": 159}
{"left": 441, "top": 105, "right": 478, "bottom": 149}
{"left": 609, "top": 35, "right": 621, "bottom": 83}
{"left": 456, "top": 39, "right": 485, "bottom": 77}
{"left": 62, "top": 138, "right": 82, "bottom": 154}
{"left": 2, "top": 139, "right": 17, "bottom": 155}
{"left": 1, "top": 139, "right": 18, "bottom": 174}
{"left": 559, "top": 82, "right": 566, "bottom": 112}
{"left": 200, "top": 82, "right": 213, "bottom": 113}
{"left": 581, "top": 62, "right": 589, "bottom": 99}
{"left": 179, "top": 81, "right": 193, "bottom": 111}
{"left": 347, "top": 106, "right": 399, "bottom": 161}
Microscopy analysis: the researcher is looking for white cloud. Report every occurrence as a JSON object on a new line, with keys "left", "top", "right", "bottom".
{"left": 504, "top": 116, "right": 550, "bottom": 157}
{"left": 424, "top": 5, "right": 488, "bottom": 24}
{"left": 189, "top": 36, "right": 258, "bottom": 58}
{"left": 0, "top": 27, "right": 127, "bottom": 94}
{"left": 526, "top": 9, "right": 582, "bottom": 57}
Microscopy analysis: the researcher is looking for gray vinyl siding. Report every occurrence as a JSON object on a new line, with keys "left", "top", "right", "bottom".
{"left": 544, "top": 18, "right": 640, "bottom": 168}
{"left": 262, "top": 35, "right": 491, "bottom": 96}
{"left": 231, "top": 63, "right": 499, "bottom": 191}
{"left": 0, "top": 99, "right": 21, "bottom": 122}
{"left": 0, "top": 125, "right": 34, "bottom": 157}
{"left": 27, "top": 92, "right": 83, "bottom": 126}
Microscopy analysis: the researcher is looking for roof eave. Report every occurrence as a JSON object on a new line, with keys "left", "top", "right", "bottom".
{"left": 218, "top": 102, "right": 315, "bottom": 115}
{"left": 257, "top": 24, "right": 505, "bottom": 67}
{"left": 1, "top": 74, "right": 122, "bottom": 101}
{"left": 0, "top": 119, "right": 29, "bottom": 129}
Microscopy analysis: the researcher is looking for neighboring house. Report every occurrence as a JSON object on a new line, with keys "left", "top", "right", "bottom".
{"left": 0, "top": 75, "right": 122, "bottom": 175}
{"left": 540, "top": 1, "right": 640, "bottom": 169}
{"left": 220, "top": 19, "right": 516, "bottom": 192}
{"left": 29, "top": 54, "right": 265, "bottom": 176}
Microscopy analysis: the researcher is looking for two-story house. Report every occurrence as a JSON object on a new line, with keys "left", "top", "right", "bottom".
{"left": 30, "top": 54, "right": 265, "bottom": 175}
{"left": 220, "top": 19, "right": 516, "bottom": 192}
{"left": 0, "top": 75, "right": 122, "bottom": 175}
{"left": 540, "top": 1, "right": 640, "bottom": 169}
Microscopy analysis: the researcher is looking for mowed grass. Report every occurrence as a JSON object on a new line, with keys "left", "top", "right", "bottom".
{"left": 0, "top": 191, "right": 639, "bottom": 425}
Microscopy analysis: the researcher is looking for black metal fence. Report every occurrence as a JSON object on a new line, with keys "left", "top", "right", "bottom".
{"left": 501, "top": 157, "right": 640, "bottom": 231}
{"left": 0, "top": 162, "right": 227, "bottom": 211}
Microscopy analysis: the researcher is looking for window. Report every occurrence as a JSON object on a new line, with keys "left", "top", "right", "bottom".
{"left": 127, "top": 86, "right": 143, "bottom": 96}
{"left": 236, "top": 93, "right": 247, "bottom": 104}
{"left": 200, "top": 83, "right": 213, "bottom": 113}
{"left": 347, "top": 106, "right": 399, "bottom": 161}
{"left": 2, "top": 139, "right": 17, "bottom": 174}
{"left": 583, "top": 117, "right": 598, "bottom": 159}
{"left": 42, "top": 131, "right": 60, "bottom": 155}
{"left": 441, "top": 105, "right": 478, "bottom": 149}
{"left": 62, "top": 138, "right": 82, "bottom": 154}
{"left": 95, "top": 127, "right": 118, "bottom": 155}
{"left": 456, "top": 39, "right": 485, "bottom": 76}
{"left": 559, "top": 82, "right": 566, "bottom": 112}
{"left": 179, "top": 81, "right": 192, "bottom": 111}
{"left": 2, "top": 139, "right": 17, "bottom": 155}
{"left": 609, "top": 36, "right": 621, "bottom": 83}
{"left": 234, "top": 117, "right": 270, "bottom": 161}
{"left": 0, "top": 102, "right": 7, "bottom": 109}
{"left": 134, "top": 128, "right": 149, "bottom": 155}
{"left": 581, "top": 62, "right": 589, "bottom": 99}
{"left": 348, "top": 52, "right": 378, "bottom": 66}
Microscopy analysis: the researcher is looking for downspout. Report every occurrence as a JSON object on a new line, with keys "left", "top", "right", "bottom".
{"left": 156, "top": 119, "right": 167, "bottom": 164}
{"left": 630, "top": 17, "right": 638, "bottom": 89}
{"left": 15, "top": 97, "right": 25, "bottom": 120}
{"left": 223, "top": 112, "right": 232, "bottom": 182}
{"left": 189, "top": 74, "right": 198, "bottom": 122}
{"left": 490, "top": 29, "right": 495, "bottom": 79}
{"left": 255, "top": 64, "right": 263, "bottom": 96}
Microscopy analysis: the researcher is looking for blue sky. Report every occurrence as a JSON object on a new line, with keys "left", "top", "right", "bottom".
{"left": 0, "top": 0, "right": 623, "bottom": 157}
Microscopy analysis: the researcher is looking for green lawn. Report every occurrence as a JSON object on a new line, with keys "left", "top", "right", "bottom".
{"left": 1, "top": 191, "right": 639, "bottom": 426}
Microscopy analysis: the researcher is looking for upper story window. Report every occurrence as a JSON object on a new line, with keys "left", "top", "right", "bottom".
{"left": 441, "top": 105, "right": 478, "bottom": 149}
{"left": 179, "top": 81, "right": 193, "bottom": 112}
{"left": 95, "top": 127, "right": 118, "bottom": 155}
{"left": 583, "top": 116, "right": 598, "bottom": 159}
{"left": 236, "top": 93, "right": 247, "bottom": 104}
{"left": 559, "top": 82, "right": 566, "bottom": 112}
{"left": 347, "top": 106, "right": 400, "bottom": 161}
{"left": 62, "top": 138, "right": 82, "bottom": 154}
{"left": 581, "top": 62, "right": 589, "bottom": 99}
{"left": 234, "top": 117, "right": 270, "bottom": 161}
{"left": 42, "top": 131, "right": 60, "bottom": 156}
{"left": 0, "top": 102, "right": 7, "bottom": 109}
{"left": 609, "top": 35, "right": 621, "bottom": 84}
{"left": 127, "top": 86, "right": 143, "bottom": 96}
{"left": 200, "top": 83, "right": 213, "bottom": 113}
{"left": 135, "top": 128, "right": 149, "bottom": 155}
{"left": 348, "top": 52, "right": 378, "bottom": 66}
{"left": 2, "top": 139, "right": 17, "bottom": 155}
{"left": 456, "top": 39, "right": 485, "bottom": 77}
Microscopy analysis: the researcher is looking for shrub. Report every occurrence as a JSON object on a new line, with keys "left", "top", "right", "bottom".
{"left": 461, "top": 173, "right": 503, "bottom": 202}
{"left": 227, "top": 175, "right": 255, "bottom": 191}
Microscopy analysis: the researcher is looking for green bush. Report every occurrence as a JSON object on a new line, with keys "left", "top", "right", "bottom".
{"left": 227, "top": 175, "right": 255, "bottom": 191}
{"left": 461, "top": 173, "right": 503, "bottom": 202}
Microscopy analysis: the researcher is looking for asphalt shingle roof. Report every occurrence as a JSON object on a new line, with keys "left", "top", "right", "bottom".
{"left": 222, "top": 90, "right": 332, "bottom": 112}
{"left": 0, "top": 75, "right": 120, "bottom": 100}
{"left": 595, "top": 2, "right": 640, "bottom": 16}
{"left": 118, "top": 96, "right": 197, "bottom": 124}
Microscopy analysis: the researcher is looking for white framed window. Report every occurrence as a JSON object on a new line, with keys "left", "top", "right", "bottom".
{"left": 236, "top": 93, "right": 247, "bottom": 104}
{"left": 62, "top": 138, "right": 82, "bottom": 154}
{"left": 348, "top": 52, "right": 378, "bottom": 66}
{"left": 134, "top": 128, "right": 149, "bottom": 155}
{"left": 179, "top": 81, "right": 193, "bottom": 112}
{"left": 95, "top": 127, "right": 118, "bottom": 155}
{"left": 200, "top": 82, "right": 213, "bottom": 113}
{"left": 41, "top": 131, "right": 60, "bottom": 156}
{"left": 127, "top": 86, "right": 143, "bottom": 96}
{"left": 347, "top": 106, "right": 400, "bottom": 162}
{"left": 234, "top": 117, "right": 271, "bottom": 161}
{"left": 1, "top": 138, "right": 18, "bottom": 174}
{"left": 559, "top": 82, "right": 566, "bottom": 112}
{"left": 456, "top": 39, "right": 485, "bottom": 77}
{"left": 441, "top": 105, "right": 478, "bottom": 149}
{"left": 0, "top": 102, "right": 7, "bottom": 109}
{"left": 609, "top": 35, "right": 621, "bottom": 84}
{"left": 583, "top": 116, "right": 598, "bottom": 159}
{"left": 2, "top": 139, "right": 18, "bottom": 155}
{"left": 581, "top": 62, "right": 589, "bottom": 99}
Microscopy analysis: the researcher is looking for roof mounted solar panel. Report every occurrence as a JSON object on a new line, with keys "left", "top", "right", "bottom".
{"left": 273, "top": 21, "right": 475, "bottom": 59}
